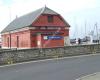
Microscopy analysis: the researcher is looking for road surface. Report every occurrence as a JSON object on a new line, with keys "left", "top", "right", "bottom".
{"left": 0, "top": 54, "right": 100, "bottom": 80}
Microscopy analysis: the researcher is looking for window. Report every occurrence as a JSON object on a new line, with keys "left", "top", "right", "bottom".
{"left": 47, "top": 27, "right": 61, "bottom": 30}
{"left": 35, "top": 27, "right": 40, "bottom": 29}
{"left": 48, "top": 15, "right": 53, "bottom": 23}
{"left": 40, "top": 27, "right": 46, "bottom": 29}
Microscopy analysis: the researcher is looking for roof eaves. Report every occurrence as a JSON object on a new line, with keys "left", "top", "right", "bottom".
{"left": 58, "top": 14, "right": 70, "bottom": 27}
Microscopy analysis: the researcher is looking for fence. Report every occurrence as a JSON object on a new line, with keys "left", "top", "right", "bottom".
{"left": 0, "top": 44, "right": 100, "bottom": 65}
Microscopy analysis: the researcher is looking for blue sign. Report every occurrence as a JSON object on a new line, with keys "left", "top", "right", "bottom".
{"left": 47, "top": 36, "right": 63, "bottom": 40}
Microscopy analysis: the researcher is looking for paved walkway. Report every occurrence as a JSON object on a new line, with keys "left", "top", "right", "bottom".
{"left": 77, "top": 72, "right": 100, "bottom": 80}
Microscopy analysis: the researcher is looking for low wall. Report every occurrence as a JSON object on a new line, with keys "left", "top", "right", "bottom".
{"left": 0, "top": 44, "right": 100, "bottom": 65}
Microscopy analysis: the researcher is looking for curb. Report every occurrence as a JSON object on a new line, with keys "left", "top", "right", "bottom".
{"left": 76, "top": 72, "right": 100, "bottom": 80}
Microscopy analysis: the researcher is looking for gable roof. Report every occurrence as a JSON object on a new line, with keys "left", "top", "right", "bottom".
{"left": 1, "top": 6, "right": 70, "bottom": 33}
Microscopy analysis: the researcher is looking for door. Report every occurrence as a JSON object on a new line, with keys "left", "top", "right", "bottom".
{"left": 17, "top": 36, "right": 19, "bottom": 48}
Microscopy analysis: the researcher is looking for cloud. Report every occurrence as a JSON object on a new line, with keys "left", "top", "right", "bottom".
{"left": 0, "top": 0, "right": 100, "bottom": 38}
{"left": 0, "top": 0, "right": 46, "bottom": 32}
{"left": 0, "top": 0, "right": 3, "bottom": 6}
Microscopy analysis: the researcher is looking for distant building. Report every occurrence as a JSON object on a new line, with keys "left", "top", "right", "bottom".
{"left": 1, "top": 7, "right": 70, "bottom": 49}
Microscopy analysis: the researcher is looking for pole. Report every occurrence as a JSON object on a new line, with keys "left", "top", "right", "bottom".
{"left": 95, "top": 23, "right": 99, "bottom": 44}
{"left": 9, "top": 7, "right": 12, "bottom": 22}
{"left": 85, "top": 20, "right": 87, "bottom": 37}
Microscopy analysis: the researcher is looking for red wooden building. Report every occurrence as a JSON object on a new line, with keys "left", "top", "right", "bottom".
{"left": 1, "top": 7, "right": 70, "bottom": 49}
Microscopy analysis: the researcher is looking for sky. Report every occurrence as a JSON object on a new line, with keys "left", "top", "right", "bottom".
{"left": 0, "top": 0, "right": 100, "bottom": 38}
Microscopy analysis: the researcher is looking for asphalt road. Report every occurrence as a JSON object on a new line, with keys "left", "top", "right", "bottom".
{"left": 0, "top": 54, "right": 100, "bottom": 80}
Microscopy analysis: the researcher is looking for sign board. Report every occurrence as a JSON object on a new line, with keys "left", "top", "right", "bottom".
{"left": 44, "top": 36, "right": 63, "bottom": 40}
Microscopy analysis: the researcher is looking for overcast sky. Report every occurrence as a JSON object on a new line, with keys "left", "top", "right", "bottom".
{"left": 0, "top": 0, "right": 100, "bottom": 38}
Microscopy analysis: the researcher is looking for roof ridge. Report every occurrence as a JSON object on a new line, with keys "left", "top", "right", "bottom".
{"left": 40, "top": 6, "right": 46, "bottom": 14}
{"left": 42, "top": 6, "right": 58, "bottom": 15}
